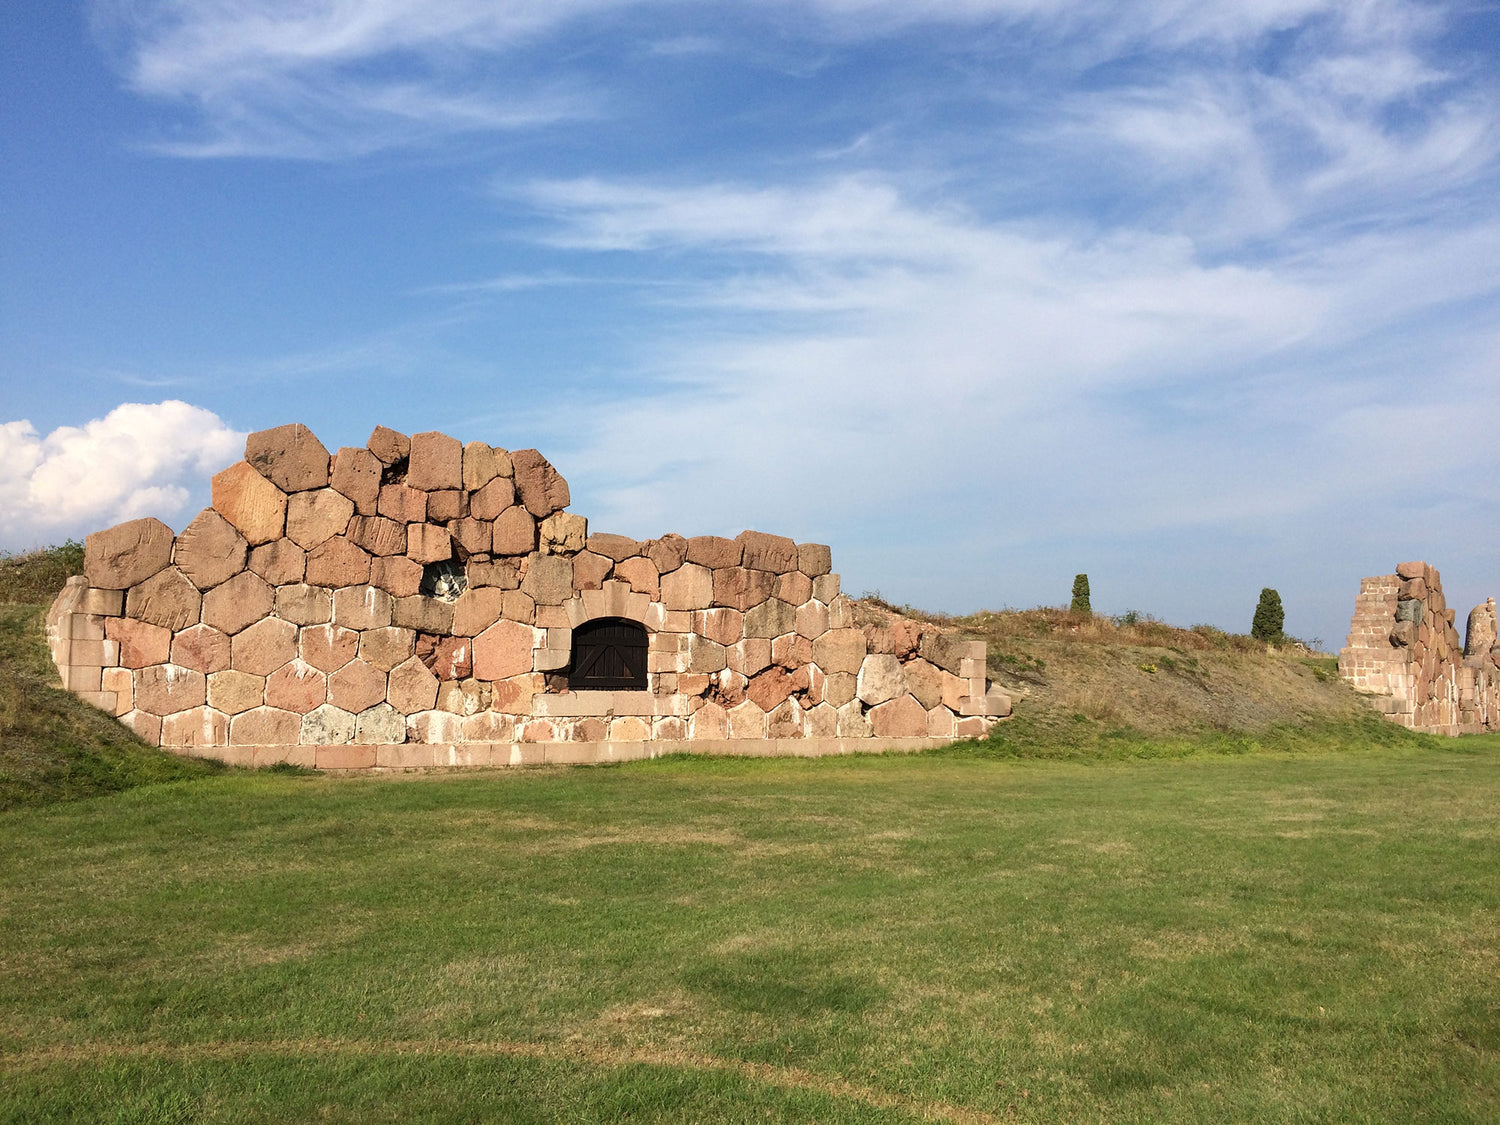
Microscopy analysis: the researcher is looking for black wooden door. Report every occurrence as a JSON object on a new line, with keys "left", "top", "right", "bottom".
{"left": 569, "top": 618, "right": 648, "bottom": 690}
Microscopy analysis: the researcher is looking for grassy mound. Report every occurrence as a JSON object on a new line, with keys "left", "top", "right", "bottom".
{"left": 0, "top": 547, "right": 224, "bottom": 811}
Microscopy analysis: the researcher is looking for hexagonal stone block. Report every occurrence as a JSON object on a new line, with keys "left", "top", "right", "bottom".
{"left": 212, "top": 461, "right": 288, "bottom": 546}
{"left": 230, "top": 706, "right": 301, "bottom": 745}
{"left": 328, "top": 659, "right": 387, "bottom": 713}
{"left": 301, "top": 703, "right": 355, "bottom": 745}
{"left": 135, "top": 664, "right": 208, "bottom": 717}
{"left": 285, "top": 488, "right": 355, "bottom": 550}
{"left": 173, "top": 508, "right": 247, "bottom": 591}
{"left": 207, "top": 669, "right": 265, "bottom": 716}
{"left": 266, "top": 659, "right": 328, "bottom": 714}
{"left": 126, "top": 567, "right": 201, "bottom": 632}
{"left": 246, "top": 423, "right": 330, "bottom": 493}
{"left": 170, "top": 623, "right": 232, "bottom": 674}
{"left": 201, "top": 570, "right": 275, "bottom": 636}
{"left": 161, "top": 706, "right": 229, "bottom": 747}
{"left": 231, "top": 617, "right": 298, "bottom": 676}
{"left": 387, "top": 655, "right": 439, "bottom": 714}
{"left": 299, "top": 623, "right": 359, "bottom": 673}
{"left": 84, "top": 517, "right": 175, "bottom": 590}
{"left": 356, "top": 702, "right": 406, "bottom": 744}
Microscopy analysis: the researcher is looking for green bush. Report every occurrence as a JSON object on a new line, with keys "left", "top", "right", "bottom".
{"left": 1070, "top": 573, "right": 1091, "bottom": 615}
{"left": 0, "top": 541, "right": 85, "bottom": 605}
{"left": 1251, "top": 587, "right": 1285, "bottom": 644}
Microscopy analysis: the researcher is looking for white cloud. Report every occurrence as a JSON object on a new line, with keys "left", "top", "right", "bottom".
{"left": 0, "top": 402, "right": 245, "bottom": 551}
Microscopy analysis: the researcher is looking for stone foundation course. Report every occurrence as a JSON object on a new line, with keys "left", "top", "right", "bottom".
{"left": 46, "top": 423, "right": 1010, "bottom": 763}
{"left": 1338, "top": 561, "right": 1499, "bottom": 735}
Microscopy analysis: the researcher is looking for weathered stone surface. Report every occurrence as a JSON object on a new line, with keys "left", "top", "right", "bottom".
{"left": 85, "top": 517, "right": 175, "bottom": 590}
{"left": 807, "top": 702, "right": 839, "bottom": 738}
{"left": 1396, "top": 561, "right": 1427, "bottom": 580}
{"left": 419, "top": 634, "right": 473, "bottom": 681}
{"left": 119, "top": 709, "right": 162, "bottom": 743}
{"left": 767, "top": 698, "right": 804, "bottom": 738}
{"left": 521, "top": 555, "right": 573, "bottom": 605}
{"left": 247, "top": 539, "right": 305, "bottom": 585}
{"left": 812, "top": 573, "right": 840, "bottom": 604}
{"left": 797, "top": 543, "right": 832, "bottom": 577}
{"left": 378, "top": 483, "right": 426, "bottom": 523}
{"left": 330, "top": 446, "right": 381, "bottom": 515}
{"left": 511, "top": 448, "right": 570, "bottom": 517}
{"left": 661, "top": 563, "right": 713, "bottom": 611}
{"left": 744, "top": 598, "right": 796, "bottom": 640}
{"left": 407, "top": 431, "right": 463, "bottom": 492}
{"left": 726, "top": 699, "right": 766, "bottom": 739}
{"left": 305, "top": 537, "right": 372, "bottom": 588}
{"left": 689, "top": 636, "right": 727, "bottom": 673}
{"left": 230, "top": 706, "right": 301, "bottom": 745}
{"left": 863, "top": 619, "right": 922, "bottom": 658}
{"left": 470, "top": 477, "right": 515, "bottom": 522}
{"left": 772, "top": 632, "right": 812, "bottom": 670}
{"left": 207, "top": 669, "right": 264, "bottom": 716}
{"left": 747, "top": 666, "right": 798, "bottom": 712}
{"left": 127, "top": 568, "right": 201, "bottom": 632}
{"left": 613, "top": 556, "right": 659, "bottom": 600}
{"left": 927, "top": 706, "right": 956, "bottom": 739}
{"left": 408, "top": 710, "right": 464, "bottom": 743}
{"left": 171, "top": 623, "right": 232, "bottom": 674}
{"left": 645, "top": 534, "right": 688, "bottom": 574}
{"left": 285, "top": 489, "right": 355, "bottom": 551}
{"left": 436, "top": 678, "right": 491, "bottom": 716}
{"left": 463, "top": 441, "right": 510, "bottom": 491}
{"left": 212, "top": 462, "right": 288, "bottom": 546}
{"left": 837, "top": 700, "right": 871, "bottom": 738}
{"left": 388, "top": 655, "right": 440, "bottom": 714}
{"left": 585, "top": 534, "right": 641, "bottom": 562}
{"left": 230, "top": 616, "right": 298, "bottom": 676}
{"left": 608, "top": 715, "right": 650, "bottom": 741}
{"left": 266, "top": 660, "right": 327, "bottom": 714}
{"left": 686, "top": 536, "right": 741, "bottom": 569}
{"left": 738, "top": 530, "right": 799, "bottom": 574}
{"left": 903, "top": 658, "right": 945, "bottom": 710}
{"left": 274, "top": 583, "right": 331, "bottom": 626}
{"left": 329, "top": 585, "right": 391, "bottom": 631}
{"left": 161, "top": 706, "right": 229, "bottom": 747}
{"left": 450, "top": 517, "right": 490, "bottom": 557}
{"left": 473, "top": 619, "right": 536, "bottom": 681}
{"left": 690, "top": 700, "right": 728, "bottom": 740}
{"left": 173, "top": 509, "right": 248, "bottom": 591}
{"left": 300, "top": 623, "right": 360, "bottom": 673}
{"left": 246, "top": 423, "right": 330, "bottom": 493}
{"left": 1466, "top": 598, "right": 1498, "bottom": 657}
{"left": 795, "top": 600, "right": 829, "bottom": 641}
{"left": 406, "top": 523, "right": 452, "bottom": 565}
{"left": 393, "top": 595, "right": 454, "bottom": 634}
{"left": 711, "top": 567, "right": 774, "bottom": 614}
{"left": 367, "top": 425, "right": 410, "bottom": 466}
{"left": 918, "top": 632, "right": 965, "bottom": 675}
{"left": 870, "top": 693, "right": 928, "bottom": 737}
{"left": 540, "top": 512, "right": 587, "bottom": 556}
{"left": 490, "top": 673, "right": 538, "bottom": 715}
{"left": 328, "top": 659, "right": 387, "bottom": 713}
{"left": 452, "top": 587, "right": 507, "bottom": 636}
{"left": 347, "top": 514, "right": 406, "bottom": 558}
{"left": 857, "top": 653, "right": 907, "bottom": 706}
{"left": 427, "top": 490, "right": 467, "bottom": 523}
{"left": 571, "top": 551, "right": 612, "bottom": 591}
{"left": 201, "top": 570, "right": 275, "bottom": 635}
{"left": 359, "top": 625, "right": 415, "bottom": 671}
{"left": 696, "top": 607, "right": 744, "bottom": 647}
{"left": 776, "top": 570, "right": 812, "bottom": 607}
{"left": 370, "top": 555, "right": 423, "bottom": 598}
{"left": 135, "top": 664, "right": 207, "bottom": 717}
{"left": 106, "top": 617, "right": 171, "bottom": 668}
{"left": 302, "top": 703, "right": 355, "bottom": 745}
{"left": 356, "top": 702, "right": 406, "bottom": 744}
{"left": 491, "top": 506, "right": 537, "bottom": 556}
{"left": 728, "top": 638, "right": 772, "bottom": 677}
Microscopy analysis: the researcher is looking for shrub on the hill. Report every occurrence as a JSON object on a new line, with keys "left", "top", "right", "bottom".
{"left": 1070, "top": 573, "right": 1091, "bottom": 615}
{"left": 1252, "top": 587, "right": 1285, "bottom": 644}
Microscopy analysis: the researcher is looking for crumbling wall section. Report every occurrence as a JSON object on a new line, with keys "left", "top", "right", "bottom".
{"left": 1337, "top": 561, "right": 1499, "bottom": 735}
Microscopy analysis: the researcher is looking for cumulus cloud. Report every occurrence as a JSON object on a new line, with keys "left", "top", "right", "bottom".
{"left": 0, "top": 402, "right": 245, "bottom": 551}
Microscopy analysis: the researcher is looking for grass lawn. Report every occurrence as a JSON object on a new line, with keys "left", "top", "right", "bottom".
{"left": 4, "top": 739, "right": 1500, "bottom": 1123}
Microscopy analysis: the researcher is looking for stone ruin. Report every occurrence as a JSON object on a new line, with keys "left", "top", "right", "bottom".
{"left": 1338, "top": 561, "right": 1500, "bottom": 735}
{"left": 45, "top": 423, "right": 1011, "bottom": 769}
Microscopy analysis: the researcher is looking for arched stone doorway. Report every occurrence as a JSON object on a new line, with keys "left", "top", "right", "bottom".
{"left": 568, "top": 617, "right": 648, "bottom": 691}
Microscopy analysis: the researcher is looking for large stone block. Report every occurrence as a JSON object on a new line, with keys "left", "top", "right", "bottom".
{"left": 776, "top": 570, "right": 812, "bottom": 607}
{"left": 302, "top": 703, "right": 356, "bottom": 745}
{"left": 807, "top": 702, "right": 839, "bottom": 738}
{"left": 207, "top": 669, "right": 265, "bottom": 716}
{"left": 135, "top": 664, "right": 207, "bottom": 717}
{"left": 230, "top": 706, "right": 300, "bottom": 745}
{"left": 463, "top": 441, "right": 510, "bottom": 490}
{"left": 329, "top": 659, "right": 388, "bottom": 713}
{"left": 540, "top": 512, "right": 587, "bottom": 556}
{"left": 450, "top": 517, "right": 491, "bottom": 557}
{"left": 170, "top": 623, "right": 232, "bottom": 674}
{"left": 685, "top": 536, "right": 741, "bottom": 569}
{"left": 119, "top": 709, "right": 163, "bottom": 744}
{"left": 126, "top": 568, "right": 201, "bottom": 632}
{"left": 744, "top": 598, "right": 796, "bottom": 640}
{"left": 246, "top": 423, "right": 330, "bottom": 493}
{"left": 426, "top": 491, "right": 467, "bottom": 526}
{"left": 388, "top": 655, "right": 440, "bottom": 714}
{"left": 521, "top": 554, "right": 573, "bottom": 605}
{"left": 201, "top": 570, "right": 275, "bottom": 635}
{"left": 211, "top": 462, "right": 287, "bottom": 546}
{"left": 870, "top": 693, "right": 927, "bottom": 737}
{"left": 419, "top": 634, "right": 473, "bottom": 681}
{"left": 330, "top": 446, "right": 381, "bottom": 515}
{"left": 696, "top": 607, "right": 744, "bottom": 646}
{"left": 437, "top": 678, "right": 491, "bottom": 716}
{"left": 173, "top": 509, "right": 247, "bottom": 591}
{"left": 346, "top": 514, "right": 407, "bottom": 558}
{"left": 490, "top": 673, "right": 539, "bottom": 716}
{"left": 748, "top": 666, "right": 798, "bottom": 712}
{"left": 689, "top": 700, "right": 728, "bottom": 740}
{"left": 359, "top": 625, "right": 416, "bottom": 671}
{"left": 738, "top": 530, "right": 798, "bottom": 574}
{"left": 571, "top": 551, "right": 612, "bottom": 591}
{"left": 812, "top": 573, "right": 840, "bottom": 604}
{"left": 857, "top": 654, "right": 907, "bottom": 706}
{"left": 470, "top": 476, "right": 515, "bottom": 521}
{"left": 367, "top": 425, "right": 410, "bottom": 466}
{"left": 728, "top": 638, "right": 772, "bottom": 677}
{"left": 1396, "top": 561, "right": 1427, "bottom": 580}
{"left": 613, "top": 556, "right": 659, "bottom": 599}
{"left": 837, "top": 700, "right": 871, "bottom": 738}
{"left": 511, "top": 448, "right": 570, "bottom": 517}
{"left": 406, "top": 522, "right": 452, "bottom": 565}
{"left": 305, "top": 537, "right": 372, "bottom": 588}
{"left": 300, "top": 623, "right": 360, "bottom": 673}
{"left": 407, "top": 431, "right": 463, "bottom": 491}
{"left": 689, "top": 636, "right": 727, "bottom": 673}
{"left": 473, "top": 619, "right": 538, "bottom": 681}
{"left": 161, "top": 706, "right": 229, "bottom": 748}
{"left": 646, "top": 534, "right": 688, "bottom": 574}
{"left": 84, "top": 517, "right": 175, "bottom": 590}
{"left": 918, "top": 632, "right": 966, "bottom": 675}
{"left": 378, "top": 483, "right": 427, "bottom": 523}
{"left": 247, "top": 539, "right": 305, "bottom": 585}
{"left": 767, "top": 698, "right": 804, "bottom": 738}
{"left": 713, "top": 567, "right": 777, "bottom": 613}
{"left": 274, "top": 583, "right": 332, "bottom": 626}
{"left": 491, "top": 506, "right": 536, "bottom": 556}
{"left": 393, "top": 595, "right": 453, "bottom": 634}
{"left": 370, "top": 555, "right": 424, "bottom": 598}
{"left": 285, "top": 488, "right": 355, "bottom": 550}
{"left": 266, "top": 660, "right": 327, "bottom": 714}
{"left": 585, "top": 533, "right": 641, "bottom": 562}
{"left": 726, "top": 699, "right": 766, "bottom": 739}
{"left": 863, "top": 619, "right": 923, "bottom": 658}
{"left": 452, "top": 587, "right": 507, "bottom": 636}
{"left": 902, "top": 658, "right": 945, "bottom": 710}
{"left": 797, "top": 543, "right": 832, "bottom": 577}
{"left": 661, "top": 563, "right": 713, "bottom": 611}
{"left": 795, "top": 600, "right": 829, "bottom": 641}
{"left": 356, "top": 702, "right": 407, "bottom": 744}
{"left": 106, "top": 616, "right": 172, "bottom": 668}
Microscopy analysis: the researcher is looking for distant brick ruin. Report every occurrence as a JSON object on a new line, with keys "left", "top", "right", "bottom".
{"left": 46, "top": 424, "right": 1010, "bottom": 769}
{"left": 1338, "top": 561, "right": 1499, "bottom": 735}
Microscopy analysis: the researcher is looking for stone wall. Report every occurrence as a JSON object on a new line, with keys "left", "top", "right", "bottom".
{"left": 46, "top": 423, "right": 1010, "bottom": 761}
{"left": 1337, "top": 561, "right": 1500, "bottom": 735}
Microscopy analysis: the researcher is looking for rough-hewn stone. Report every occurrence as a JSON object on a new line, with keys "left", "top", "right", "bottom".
{"left": 452, "top": 587, "right": 507, "bottom": 636}
{"left": 328, "top": 658, "right": 387, "bottom": 713}
{"left": 696, "top": 607, "right": 744, "bottom": 647}
{"left": 135, "top": 664, "right": 207, "bottom": 717}
{"left": 370, "top": 554, "right": 424, "bottom": 598}
{"left": 266, "top": 660, "right": 327, "bottom": 714}
{"left": 201, "top": 570, "right": 275, "bottom": 635}
{"left": 302, "top": 703, "right": 355, "bottom": 744}
{"left": 212, "top": 462, "right": 288, "bottom": 545}
{"left": 450, "top": 517, "right": 490, "bottom": 557}
{"left": 300, "top": 623, "right": 360, "bottom": 674}
{"left": 246, "top": 423, "right": 330, "bottom": 493}
{"left": 585, "top": 533, "right": 640, "bottom": 562}
{"left": 275, "top": 583, "right": 331, "bottom": 626}
{"left": 613, "top": 556, "right": 659, "bottom": 600}
{"left": 776, "top": 570, "right": 813, "bottom": 608}
{"left": 419, "top": 634, "right": 473, "bottom": 681}
{"left": 744, "top": 598, "right": 796, "bottom": 640}
{"left": 332, "top": 585, "right": 393, "bottom": 631}
{"left": 714, "top": 567, "right": 777, "bottom": 613}
{"left": 797, "top": 543, "right": 832, "bottom": 577}
{"left": 812, "top": 630, "right": 865, "bottom": 677}
{"left": 359, "top": 625, "right": 415, "bottom": 671}
{"left": 511, "top": 448, "right": 570, "bottom": 517}
{"left": 347, "top": 514, "right": 406, "bottom": 558}
{"left": 126, "top": 568, "right": 201, "bottom": 632}
{"left": 230, "top": 706, "right": 301, "bottom": 745}
{"left": 105, "top": 617, "right": 171, "bottom": 668}
{"left": 305, "top": 537, "right": 372, "bottom": 588}
{"left": 406, "top": 523, "right": 452, "bottom": 565}
{"left": 472, "top": 619, "right": 536, "bottom": 681}
{"left": 407, "top": 431, "right": 463, "bottom": 491}
{"left": 857, "top": 653, "right": 907, "bottom": 706}
{"left": 463, "top": 441, "right": 510, "bottom": 490}
{"left": 427, "top": 489, "right": 468, "bottom": 523}
{"left": 330, "top": 446, "right": 381, "bottom": 515}
{"left": 378, "top": 483, "right": 426, "bottom": 523}
{"left": 521, "top": 555, "right": 573, "bottom": 605}
{"left": 85, "top": 518, "right": 175, "bottom": 590}
{"left": 571, "top": 551, "right": 612, "bottom": 591}
{"left": 207, "top": 669, "right": 264, "bottom": 716}
{"left": 491, "top": 506, "right": 536, "bottom": 556}
{"left": 356, "top": 702, "right": 406, "bottom": 744}
{"left": 171, "top": 623, "right": 231, "bottom": 674}
{"left": 161, "top": 706, "right": 229, "bottom": 747}
{"left": 470, "top": 477, "right": 515, "bottom": 521}
{"left": 645, "top": 534, "right": 688, "bottom": 574}
{"left": 661, "top": 563, "right": 713, "bottom": 611}
{"left": 173, "top": 509, "right": 248, "bottom": 591}
{"left": 285, "top": 488, "right": 355, "bottom": 550}
{"left": 393, "top": 595, "right": 453, "bottom": 634}
{"left": 247, "top": 538, "right": 305, "bottom": 585}
{"left": 902, "top": 658, "right": 945, "bottom": 710}
{"left": 686, "top": 536, "right": 741, "bottom": 569}
{"left": 540, "top": 512, "right": 587, "bottom": 556}
{"left": 870, "top": 693, "right": 928, "bottom": 737}
{"left": 739, "top": 530, "right": 799, "bottom": 574}
{"left": 367, "top": 425, "right": 410, "bottom": 466}
{"left": 388, "top": 655, "right": 440, "bottom": 714}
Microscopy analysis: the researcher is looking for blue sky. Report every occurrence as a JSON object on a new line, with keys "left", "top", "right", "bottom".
{"left": 3, "top": 1, "right": 1498, "bottom": 650}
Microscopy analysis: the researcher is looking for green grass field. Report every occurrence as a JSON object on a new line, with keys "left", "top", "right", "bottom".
{"left": 4, "top": 739, "right": 1499, "bottom": 1123}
